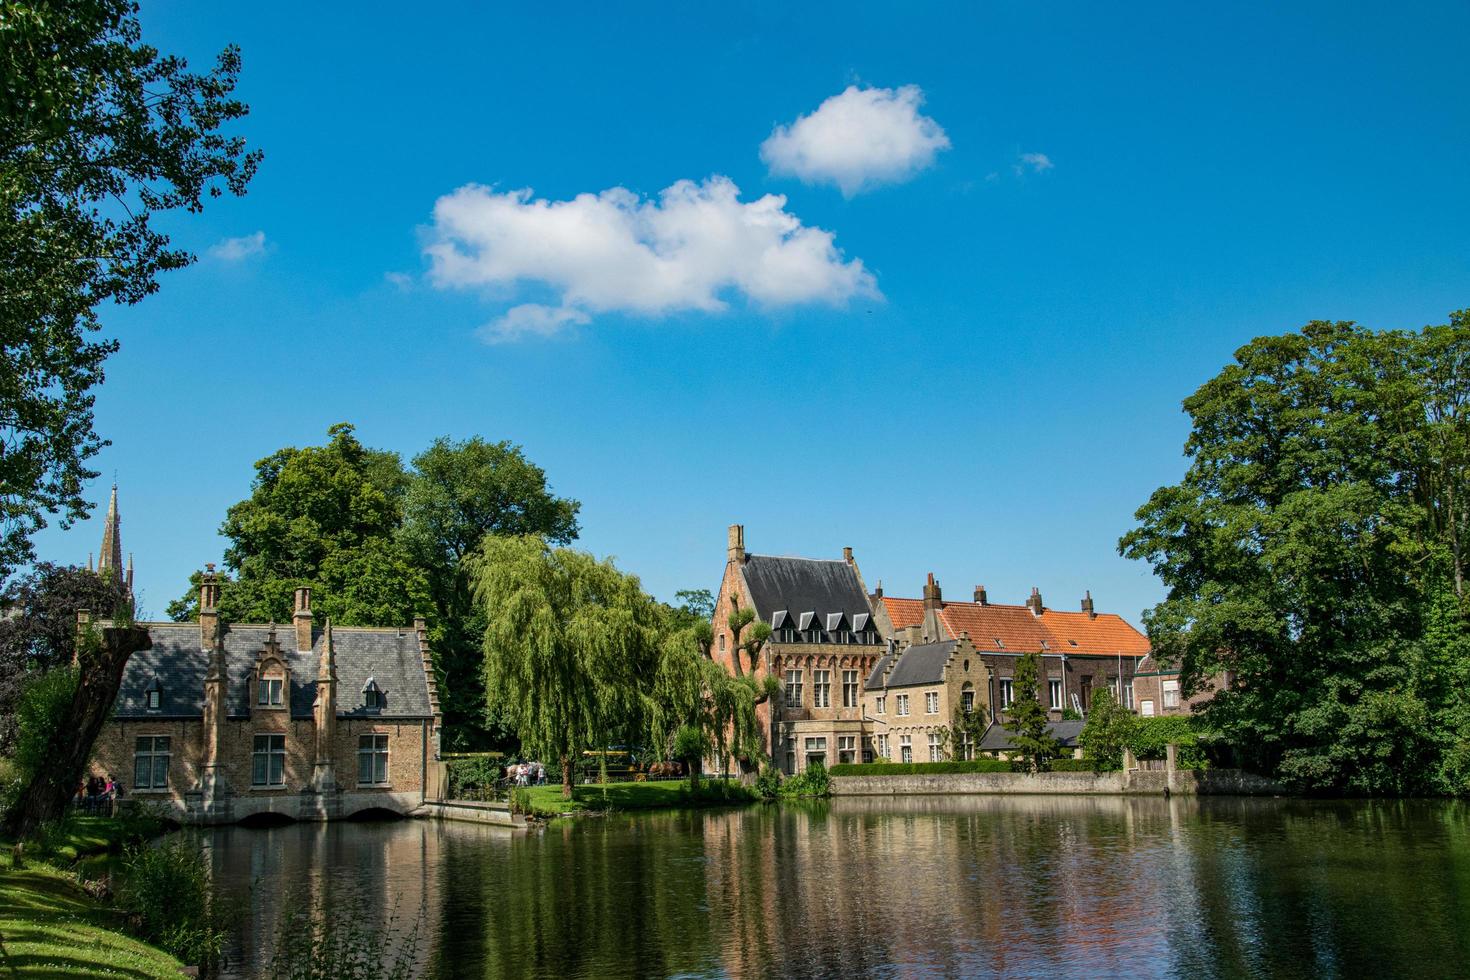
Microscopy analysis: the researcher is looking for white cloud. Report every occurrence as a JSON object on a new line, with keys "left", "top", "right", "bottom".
{"left": 478, "top": 304, "right": 591, "bottom": 344}
{"left": 384, "top": 271, "right": 413, "bottom": 290}
{"left": 207, "top": 231, "right": 267, "bottom": 261}
{"left": 425, "top": 176, "right": 877, "bottom": 341}
{"left": 1016, "top": 152, "right": 1054, "bottom": 174}
{"left": 760, "top": 85, "right": 951, "bottom": 196}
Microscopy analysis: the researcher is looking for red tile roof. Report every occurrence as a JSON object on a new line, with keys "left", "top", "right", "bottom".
{"left": 881, "top": 596, "right": 1149, "bottom": 658}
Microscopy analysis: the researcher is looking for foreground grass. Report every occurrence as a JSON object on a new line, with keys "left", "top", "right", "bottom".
{"left": 522, "top": 779, "right": 756, "bottom": 816}
{"left": 0, "top": 860, "right": 185, "bottom": 978}
{"left": 0, "top": 815, "right": 185, "bottom": 978}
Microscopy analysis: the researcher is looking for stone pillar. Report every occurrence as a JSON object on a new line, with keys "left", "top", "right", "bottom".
{"left": 309, "top": 619, "right": 338, "bottom": 796}
{"left": 1165, "top": 742, "right": 1178, "bottom": 793}
{"left": 199, "top": 565, "right": 221, "bottom": 651}
{"left": 189, "top": 639, "right": 233, "bottom": 822}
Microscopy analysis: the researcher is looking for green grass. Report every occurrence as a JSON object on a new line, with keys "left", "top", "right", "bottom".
{"left": 520, "top": 779, "right": 755, "bottom": 816}
{"left": 0, "top": 859, "right": 186, "bottom": 978}
{"left": 0, "top": 814, "right": 184, "bottom": 978}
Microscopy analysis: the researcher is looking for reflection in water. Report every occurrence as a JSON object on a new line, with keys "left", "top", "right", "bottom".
{"left": 200, "top": 796, "right": 1470, "bottom": 979}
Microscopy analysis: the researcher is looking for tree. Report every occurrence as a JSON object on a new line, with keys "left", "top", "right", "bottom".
{"left": 667, "top": 589, "right": 715, "bottom": 630}
{"left": 1, "top": 0, "right": 261, "bottom": 582}
{"left": 1120, "top": 314, "right": 1470, "bottom": 794}
{"left": 0, "top": 562, "right": 126, "bottom": 751}
{"left": 168, "top": 424, "right": 429, "bottom": 627}
{"left": 470, "top": 535, "right": 662, "bottom": 799}
{"left": 400, "top": 437, "right": 579, "bottom": 750}
{"left": 1004, "top": 651, "right": 1060, "bottom": 772}
{"left": 1078, "top": 687, "right": 1133, "bottom": 771}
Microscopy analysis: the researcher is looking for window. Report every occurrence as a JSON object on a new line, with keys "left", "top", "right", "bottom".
{"left": 804, "top": 737, "right": 827, "bottom": 767}
{"left": 837, "top": 630, "right": 850, "bottom": 644}
{"left": 958, "top": 730, "right": 974, "bottom": 761}
{"left": 133, "top": 736, "right": 170, "bottom": 790}
{"left": 1124, "top": 682, "right": 1135, "bottom": 710}
{"left": 719, "top": 634, "right": 726, "bottom": 652}
{"left": 358, "top": 734, "right": 389, "bottom": 786}
{"left": 363, "top": 677, "right": 384, "bottom": 712}
{"left": 960, "top": 685, "right": 975, "bottom": 714}
{"left": 925, "top": 691, "right": 939, "bottom": 714}
{"left": 1162, "top": 679, "right": 1180, "bottom": 710}
{"left": 875, "top": 695, "right": 886, "bottom": 715}
{"left": 896, "top": 693, "right": 910, "bottom": 716}
{"left": 781, "top": 628, "right": 796, "bottom": 643}
{"left": 146, "top": 689, "right": 161, "bottom": 710}
{"left": 838, "top": 735, "right": 856, "bottom": 764}
{"left": 928, "top": 732, "right": 943, "bottom": 762}
{"left": 813, "top": 670, "right": 831, "bottom": 708}
{"left": 785, "top": 669, "right": 803, "bottom": 707}
{"left": 806, "top": 630, "right": 822, "bottom": 644}
{"left": 1108, "top": 675, "right": 1119, "bottom": 699}
{"left": 252, "top": 734, "right": 286, "bottom": 787}
{"left": 1048, "top": 679, "right": 1062, "bottom": 711}
{"left": 842, "top": 670, "right": 859, "bottom": 707}
{"left": 1141, "top": 699, "right": 1156, "bottom": 717}
{"left": 899, "top": 735, "right": 913, "bottom": 764}
{"left": 786, "top": 751, "right": 796, "bottom": 774}
{"left": 1000, "top": 679, "right": 1014, "bottom": 708}
{"left": 994, "top": 638, "right": 1005, "bottom": 649}
{"left": 877, "top": 734, "right": 890, "bottom": 759}
{"left": 257, "top": 677, "right": 283, "bottom": 707}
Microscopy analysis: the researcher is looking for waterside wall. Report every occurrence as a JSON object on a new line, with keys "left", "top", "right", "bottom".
{"left": 832, "top": 768, "right": 1285, "bottom": 797}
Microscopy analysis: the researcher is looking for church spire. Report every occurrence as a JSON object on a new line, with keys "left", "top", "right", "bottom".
{"left": 97, "top": 484, "right": 124, "bottom": 584}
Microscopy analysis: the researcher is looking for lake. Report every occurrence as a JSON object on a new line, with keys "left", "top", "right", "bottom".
{"left": 197, "top": 795, "right": 1470, "bottom": 978}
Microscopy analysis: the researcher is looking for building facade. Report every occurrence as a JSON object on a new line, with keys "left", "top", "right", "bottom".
{"left": 863, "top": 635, "right": 991, "bottom": 764}
{"left": 874, "top": 576, "right": 1151, "bottom": 723}
{"left": 88, "top": 570, "right": 442, "bottom": 824}
{"left": 711, "top": 526, "right": 883, "bottom": 775}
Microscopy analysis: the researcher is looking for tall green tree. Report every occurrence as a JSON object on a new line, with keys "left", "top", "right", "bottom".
{"left": 470, "top": 535, "right": 662, "bottom": 799}
{"left": 1121, "top": 314, "right": 1470, "bottom": 794}
{"left": 1078, "top": 687, "right": 1133, "bottom": 771}
{"left": 1, "top": 0, "right": 260, "bottom": 581}
{"left": 168, "top": 423, "right": 428, "bottom": 627}
{"left": 1004, "top": 651, "right": 1060, "bottom": 772}
{"left": 400, "top": 437, "right": 580, "bottom": 750}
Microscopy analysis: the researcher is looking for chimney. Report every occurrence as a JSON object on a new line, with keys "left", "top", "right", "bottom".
{"left": 842, "top": 546, "right": 853, "bottom": 563}
{"left": 293, "top": 586, "right": 313, "bottom": 651}
{"left": 871, "top": 579, "right": 884, "bottom": 600}
{"left": 727, "top": 524, "right": 745, "bottom": 563}
{"left": 922, "top": 572, "right": 943, "bottom": 611}
{"left": 1082, "top": 590, "right": 1096, "bottom": 619}
{"left": 1026, "top": 587, "right": 1044, "bottom": 617}
{"left": 974, "top": 584, "right": 988, "bottom": 605}
{"left": 199, "top": 564, "right": 221, "bottom": 649}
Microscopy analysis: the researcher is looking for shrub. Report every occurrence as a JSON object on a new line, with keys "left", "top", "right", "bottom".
{"left": 508, "top": 787, "right": 532, "bottom": 814}
{"left": 1127, "top": 716, "right": 1207, "bottom": 768}
{"left": 1079, "top": 688, "right": 1133, "bottom": 771}
{"left": 1047, "top": 758, "right": 1119, "bottom": 772}
{"left": 754, "top": 764, "right": 782, "bottom": 801}
{"left": 781, "top": 759, "right": 830, "bottom": 797}
{"left": 446, "top": 755, "right": 502, "bottom": 799}
{"left": 13, "top": 667, "right": 78, "bottom": 784}
{"left": 682, "top": 781, "right": 756, "bottom": 806}
{"left": 119, "top": 839, "right": 229, "bottom": 972}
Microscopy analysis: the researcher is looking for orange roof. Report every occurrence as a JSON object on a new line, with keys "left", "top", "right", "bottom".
{"left": 881, "top": 596, "right": 1149, "bottom": 658}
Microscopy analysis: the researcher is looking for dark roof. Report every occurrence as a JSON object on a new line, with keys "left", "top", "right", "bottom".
{"left": 740, "top": 555, "right": 872, "bottom": 628}
{"left": 114, "top": 622, "right": 434, "bottom": 721}
{"left": 978, "top": 720, "right": 1085, "bottom": 752}
{"left": 865, "top": 651, "right": 895, "bottom": 688}
{"left": 874, "top": 640, "right": 956, "bottom": 689}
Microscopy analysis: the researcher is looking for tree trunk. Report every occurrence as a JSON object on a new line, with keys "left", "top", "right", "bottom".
{"left": 560, "top": 753, "right": 573, "bottom": 800}
{"left": 3, "top": 625, "right": 152, "bottom": 841}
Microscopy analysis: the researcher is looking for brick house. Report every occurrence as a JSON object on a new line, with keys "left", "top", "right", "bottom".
{"left": 88, "top": 570, "right": 442, "bottom": 824}
{"left": 1130, "top": 655, "right": 1230, "bottom": 717}
{"left": 874, "top": 575, "right": 1151, "bottom": 721}
{"left": 711, "top": 526, "right": 883, "bottom": 775}
{"left": 863, "top": 635, "right": 991, "bottom": 763}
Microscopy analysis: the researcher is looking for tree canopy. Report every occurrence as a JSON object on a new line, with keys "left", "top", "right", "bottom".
{"left": 1003, "top": 651, "right": 1060, "bottom": 771}
{"left": 1, "top": 0, "right": 260, "bottom": 582}
{"left": 1121, "top": 313, "right": 1470, "bottom": 794}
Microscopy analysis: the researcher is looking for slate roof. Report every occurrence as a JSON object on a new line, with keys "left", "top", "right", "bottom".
{"left": 882, "top": 597, "right": 1150, "bottom": 658}
{"left": 865, "top": 650, "right": 895, "bottom": 688}
{"left": 978, "top": 720, "right": 1086, "bottom": 752}
{"left": 872, "top": 640, "right": 956, "bottom": 690}
{"left": 740, "top": 555, "right": 873, "bottom": 628}
{"left": 114, "top": 622, "right": 434, "bottom": 721}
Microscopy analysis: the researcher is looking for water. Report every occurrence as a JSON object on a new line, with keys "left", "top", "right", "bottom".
{"left": 196, "top": 795, "right": 1470, "bottom": 978}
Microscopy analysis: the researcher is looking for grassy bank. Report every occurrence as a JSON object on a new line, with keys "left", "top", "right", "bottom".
{"left": 0, "top": 815, "right": 186, "bottom": 978}
{"left": 519, "top": 779, "right": 756, "bottom": 817}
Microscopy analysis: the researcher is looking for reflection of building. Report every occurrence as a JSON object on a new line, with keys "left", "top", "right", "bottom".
{"left": 88, "top": 567, "right": 442, "bottom": 823}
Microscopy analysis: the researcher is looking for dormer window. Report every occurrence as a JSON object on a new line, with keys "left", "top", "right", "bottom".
{"left": 257, "top": 677, "right": 284, "bottom": 706}
{"left": 145, "top": 678, "right": 163, "bottom": 711}
{"left": 363, "top": 678, "right": 383, "bottom": 712}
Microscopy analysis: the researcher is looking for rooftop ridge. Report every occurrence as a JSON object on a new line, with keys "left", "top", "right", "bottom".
{"left": 138, "top": 621, "right": 416, "bottom": 634}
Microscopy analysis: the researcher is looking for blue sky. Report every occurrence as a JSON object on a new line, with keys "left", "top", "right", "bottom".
{"left": 33, "top": 1, "right": 1470, "bottom": 624}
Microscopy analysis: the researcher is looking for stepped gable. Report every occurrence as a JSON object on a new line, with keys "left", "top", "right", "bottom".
{"left": 880, "top": 639, "right": 956, "bottom": 689}
{"left": 882, "top": 595, "right": 1149, "bottom": 657}
{"left": 740, "top": 553, "right": 871, "bottom": 624}
{"left": 113, "top": 622, "right": 434, "bottom": 720}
